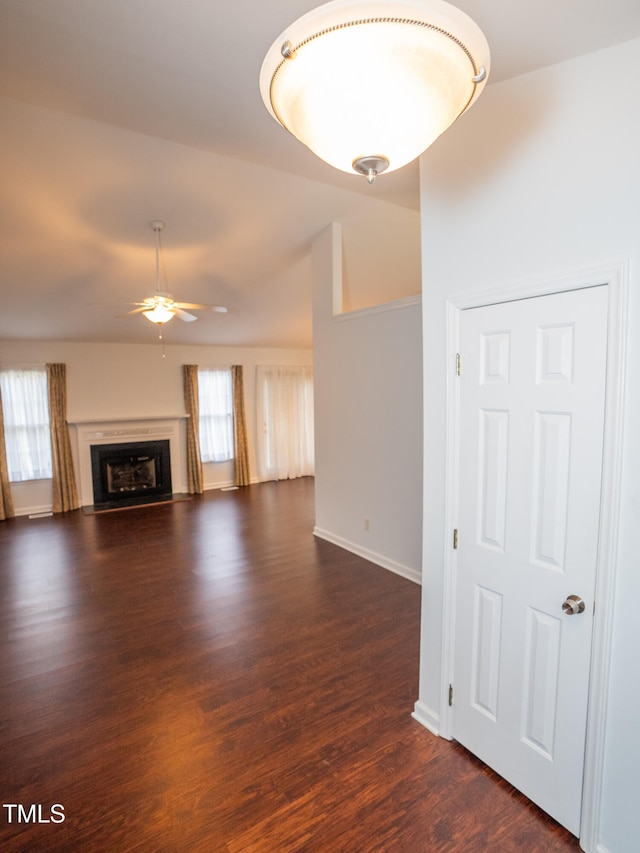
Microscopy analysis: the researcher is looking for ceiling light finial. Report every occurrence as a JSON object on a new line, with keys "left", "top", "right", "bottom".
{"left": 353, "top": 155, "right": 390, "bottom": 184}
{"left": 260, "top": 0, "right": 490, "bottom": 181}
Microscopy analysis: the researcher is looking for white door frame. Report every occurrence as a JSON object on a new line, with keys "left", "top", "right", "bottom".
{"left": 439, "top": 261, "right": 628, "bottom": 851}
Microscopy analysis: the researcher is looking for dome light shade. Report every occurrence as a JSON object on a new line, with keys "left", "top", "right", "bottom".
{"left": 260, "top": 0, "right": 490, "bottom": 181}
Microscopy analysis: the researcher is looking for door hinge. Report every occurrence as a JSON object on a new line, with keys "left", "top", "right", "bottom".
{"left": 449, "top": 684, "right": 454, "bottom": 706}
{"left": 455, "top": 353, "right": 461, "bottom": 376}
{"left": 453, "top": 529, "right": 459, "bottom": 549}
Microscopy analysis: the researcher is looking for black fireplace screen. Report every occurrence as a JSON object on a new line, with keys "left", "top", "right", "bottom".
{"left": 90, "top": 440, "right": 172, "bottom": 507}
{"left": 106, "top": 457, "right": 156, "bottom": 493}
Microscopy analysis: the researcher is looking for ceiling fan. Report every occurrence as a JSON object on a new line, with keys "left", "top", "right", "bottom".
{"left": 119, "top": 220, "right": 227, "bottom": 325}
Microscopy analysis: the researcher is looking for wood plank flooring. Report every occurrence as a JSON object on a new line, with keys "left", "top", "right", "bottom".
{"left": 0, "top": 478, "right": 581, "bottom": 852}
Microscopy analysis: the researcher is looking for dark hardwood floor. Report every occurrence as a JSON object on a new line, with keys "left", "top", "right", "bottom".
{"left": 0, "top": 478, "right": 581, "bottom": 852}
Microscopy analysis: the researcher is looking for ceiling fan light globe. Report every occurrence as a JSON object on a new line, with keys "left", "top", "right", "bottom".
{"left": 142, "top": 305, "right": 175, "bottom": 325}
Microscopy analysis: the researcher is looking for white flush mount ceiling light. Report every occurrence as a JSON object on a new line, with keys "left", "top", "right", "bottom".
{"left": 260, "top": 0, "right": 490, "bottom": 182}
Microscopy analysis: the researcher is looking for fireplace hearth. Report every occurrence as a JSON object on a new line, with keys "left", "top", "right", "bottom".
{"left": 90, "top": 440, "right": 172, "bottom": 509}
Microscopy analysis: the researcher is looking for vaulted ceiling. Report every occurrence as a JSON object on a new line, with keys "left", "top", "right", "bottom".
{"left": 1, "top": 0, "right": 639, "bottom": 348}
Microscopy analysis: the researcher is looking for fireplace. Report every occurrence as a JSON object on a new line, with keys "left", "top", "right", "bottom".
{"left": 90, "top": 440, "right": 172, "bottom": 509}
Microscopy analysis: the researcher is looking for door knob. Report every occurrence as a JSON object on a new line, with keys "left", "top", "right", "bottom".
{"left": 562, "top": 594, "right": 586, "bottom": 616}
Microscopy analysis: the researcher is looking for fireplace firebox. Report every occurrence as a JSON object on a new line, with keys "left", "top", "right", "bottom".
{"left": 90, "top": 440, "right": 172, "bottom": 509}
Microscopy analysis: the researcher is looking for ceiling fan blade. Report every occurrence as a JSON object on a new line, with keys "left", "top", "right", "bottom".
{"left": 173, "top": 302, "right": 228, "bottom": 313}
{"left": 90, "top": 301, "right": 147, "bottom": 307}
{"left": 172, "top": 301, "right": 209, "bottom": 310}
{"left": 117, "top": 306, "right": 148, "bottom": 317}
{"left": 175, "top": 308, "right": 198, "bottom": 322}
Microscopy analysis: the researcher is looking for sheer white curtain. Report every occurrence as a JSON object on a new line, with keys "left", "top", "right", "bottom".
{"left": 256, "top": 365, "right": 314, "bottom": 481}
{"left": 198, "top": 368, "right": 234, "bottom": 463}
{"left": 0, "top": 368, "right": 52, "bottom": 482}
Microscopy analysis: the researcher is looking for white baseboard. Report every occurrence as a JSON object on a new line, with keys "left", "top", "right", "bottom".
{"left": 411, "top": 700, "right": 441, "bottom": 736}
{"left": 203, "top": 476, "right": 262, "bottom": 491}
{"left": 14, "top": 503, "right": 53, "bottom": 518}
{"left": 203, "top": 479, "right": 235, "bottom": 491}
{"left": 312, "top": 526, "right": 421, "bottom": 585}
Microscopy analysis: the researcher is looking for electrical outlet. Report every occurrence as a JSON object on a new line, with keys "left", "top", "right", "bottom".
{"left": 364, "top": 518, "right": 370, "bottom": 531}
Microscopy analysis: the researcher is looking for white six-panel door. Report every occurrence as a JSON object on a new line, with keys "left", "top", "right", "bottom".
{"left": 452, "top": 286, "right": 608, "bottom": 835}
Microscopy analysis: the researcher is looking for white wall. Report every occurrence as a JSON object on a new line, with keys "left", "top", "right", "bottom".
{"left": 417, "top": 39, "right": 640, "bottom": 852}
{"left": 311, "top": 224, "right": 423, "bottom": 583}
{"left": 0, "top": 339, "right": 311, "bottom": 513}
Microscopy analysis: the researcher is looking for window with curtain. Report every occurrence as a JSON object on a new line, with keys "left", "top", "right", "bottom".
{"left": 198, "top": 368, "right": 234, "bottom": 463}
{"left": 0, "top": 368, "right": 53, "bottom": 482}
{"left": 256, "top": 365, "right": 314, "bottom": 481}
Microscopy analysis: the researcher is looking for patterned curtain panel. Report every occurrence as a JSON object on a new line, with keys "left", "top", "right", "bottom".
{"left": 231, "top": 365, "right": 250, "bottom": 487}
{"left": 183, "top": 365, "right": 203, "bottom": 495}
{"left": 46, "top": 363, "right": 80, "bottom": 513}
{"left": 0, "top": 390, "right": 15, "bottom": 520}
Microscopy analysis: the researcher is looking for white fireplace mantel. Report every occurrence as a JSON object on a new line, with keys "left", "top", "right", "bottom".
{"left": 69, "top": 415, "right": 189, "bottom": 507}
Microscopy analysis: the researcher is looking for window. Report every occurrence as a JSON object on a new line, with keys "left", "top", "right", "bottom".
{"left": 198, "top": 369, "right": 233, "bottom": 463}
{"left": 0, "top": 368, "right": 53, "bottom": 482}
{"left": 256, "top": 365, "right": 314, "bottom": 481}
